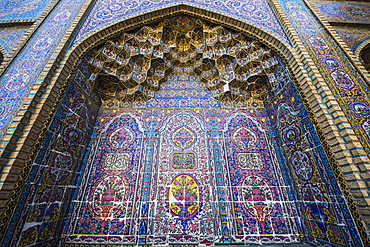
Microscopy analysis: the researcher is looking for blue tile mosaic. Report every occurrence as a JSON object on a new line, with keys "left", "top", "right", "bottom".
{"left": 72, "top": 0, "right": 289, "bottom": 45}
{"left": 0, "top": 27, "right": 28, "bottom": 54}
{"left": 279, "top": 0, "right": 370, "bottom": 164}
{"left": 313, "top": 1, "right": 370, "bottom": 24}
{"left": 0, "top": 0, "right": 87, "bottom": 142}
{"left": 0, "top": 0, "right": 54, "bottom": 22}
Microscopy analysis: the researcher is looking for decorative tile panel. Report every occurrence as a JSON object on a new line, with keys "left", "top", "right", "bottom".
{"left": 312, "top": 1, "right": 370, "bottom": 24}
{"left": 0, "top": 0, "right": 53, "bottom": 22}
{"left": 236, "top": 152, "right": 264, "bottom": 170}
{"left": 102, "top": 152, "right": 131, "bottom": 170}
{"left": 2, "top": 79, "right": 100, "bottom": 246}
{"left": 0, "top": 27, "right": 28, "bottom": 54}
{"left": 62, "top": 107, "right": 301, "bottom": 245}
{"left": 72, "top": 0, "right": 289, "bottom": 45}
{"left": 0, "top": 0, "right": 87, "bottom": 142}
{"left": 266, "top": 54, "right": 364, "bottom": 246}
{"left": 332, "top": 26, "right": 370, "bottom": 53}
{"left": 171, "top": 152, "right": 196, "bottom": 170}
{"left": 279, "top": 0, "right": 370, "bottom": 163}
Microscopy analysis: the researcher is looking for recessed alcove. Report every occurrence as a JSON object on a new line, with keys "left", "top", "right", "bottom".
{"left": 5, "top": 15, "right": 363, "bottom": 247}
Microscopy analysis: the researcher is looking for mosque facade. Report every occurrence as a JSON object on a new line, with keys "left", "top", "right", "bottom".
{"left": 0, "top": 0, "right": 370, "bottom": 246}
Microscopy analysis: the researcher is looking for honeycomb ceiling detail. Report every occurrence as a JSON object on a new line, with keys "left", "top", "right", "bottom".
{"left": 86, "top": 15, "right": 279, "bottom": 102}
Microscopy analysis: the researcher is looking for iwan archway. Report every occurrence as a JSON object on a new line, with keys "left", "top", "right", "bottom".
{"left": 0, "top": 7, "right": 367, "bottom": 247}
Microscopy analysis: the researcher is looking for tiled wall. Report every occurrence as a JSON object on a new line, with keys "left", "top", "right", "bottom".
{"left": 1, "top": 0, "right": 369, "bottom": 246}
{"left": 62, "top": 72, "right": 302, "bottom": 245}
{"left": 3, "top": 54, "right": 364, "bottom": 247}
{"left": 0, "top": 27, "right": 28, "bottom": 55}
{"left": 266, "top": 61, "right": 363, "bottom": 246}
{"left": 0, "top": 0, "right": 54, "bottom": 22}
{"left": 2, "top": 61, "right": 100, "bottom": 246}
{"left": 60, "top": 60, "right": 362, "bottom": 246}
{"left": 332, "top": 26, "right": 370, "bottom": 54}
{"left": 312, "top": 1, "right": 370, "bottom": 24}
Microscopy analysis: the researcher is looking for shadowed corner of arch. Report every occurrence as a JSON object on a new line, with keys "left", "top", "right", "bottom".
{"left": 360, "top": 43, "right": 370, "bottom": 73}
{"left": 0, "top": 48, "right": 4, "bottom": 66}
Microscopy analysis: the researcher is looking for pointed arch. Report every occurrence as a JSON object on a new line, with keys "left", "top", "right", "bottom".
{"left": 354, "top": 37, "right": 370, "bottom": 57}
{"left": 67, "top": 4, "right": 296, "bottom": 75}
{"left": 357, "top": 41, "right": 370, "bottom": 73}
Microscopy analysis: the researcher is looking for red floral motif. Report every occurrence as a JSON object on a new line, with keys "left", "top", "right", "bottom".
{"left": 91, "top": 175, "right": 128, "bottom": 220}
{"left": 240, "top": 175, "right": 273, "bottom": 221}
{"left": 109, "top": 127, "right": 134, "bottom": 148}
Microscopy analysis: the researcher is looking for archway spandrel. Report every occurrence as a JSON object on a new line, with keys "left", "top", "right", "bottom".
{"left": 72, "top": 0, "right": 290, "bottom": 46}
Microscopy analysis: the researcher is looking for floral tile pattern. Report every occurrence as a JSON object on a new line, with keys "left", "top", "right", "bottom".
{"left": 0, "top": 0, "right": 53, "bottom": 21}
{"left": 72, "top": 0, "right": 289, "bottom": 45}
{"left": 0, "top": 0, "right": 86, "bottom": 142}
{"left": 0, "top": 27, "right": 28, "bottom": 54}
{"left": 313, "top": 1, "right": 370, "bottom": 24}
